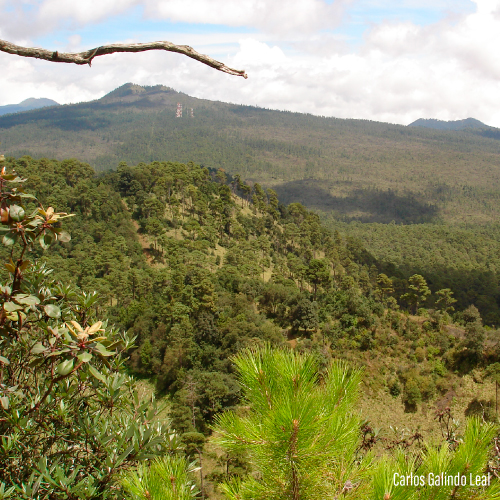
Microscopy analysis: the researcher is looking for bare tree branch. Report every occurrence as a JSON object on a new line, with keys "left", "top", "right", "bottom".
{"left": 0, "top": 38, "right": 248, "bottom": 79}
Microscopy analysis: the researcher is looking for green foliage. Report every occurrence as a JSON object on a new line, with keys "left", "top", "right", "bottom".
{"left": 213, "top": 346, "right": 371, "bottom": 500}
{"left": 214, "top": 347, "right": 500, "bottom": 500}
{"left": 4, "top": 83, "right": 500, "bottom": 229}
{"left": 0, "top": 158, "right": 177, "bottom": 499}
{"left": 326, "top": 219, "right": 500, "bottom": 325}
{"left": 305, "top": 258, "right": 330, "bottom": 299}
{"left": 403, "top": 378, "right": 422, "bottom": 411}
{"left": 121, "top": 456, "right": 199, "bottom": 500}
{"left": 290, "top": 297, "right": 319, "bottom": 335}
{"left": 5, "top": 83, "right": 500, "bottom": 326}
{"left": 400, "top": 274, "right": 431, "bottom": 314}
{"left": 374, "top": 418, "right": 500, "bottom": 499}
{"left": 463, "top": 320, "right": 485, "bottom": 360}
{"left": 436, "top": 288, "right": 457, "bottom": 314}
{"left": 3, "top": 152, "right": 499, "bottom": 499}
{"left": 5, "top": 88, "right": 500, "bottom": 499}
{"left": 388, "top": 378, "right": 401, "bottom": 397}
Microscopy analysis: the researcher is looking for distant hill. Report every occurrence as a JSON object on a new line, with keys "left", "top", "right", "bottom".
{"left": 2, "top": 83, "right": 500, "bottom": 224}
{"left": 0, "top": 97, "right": 59, "bottom": 117}
{"left": 408, "top": 117, "right": 489, "bottom": 131}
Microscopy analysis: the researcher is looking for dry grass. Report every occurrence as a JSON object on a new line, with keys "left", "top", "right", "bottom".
{"left": 358, "top": 376, "right": 497, "bottom": 453}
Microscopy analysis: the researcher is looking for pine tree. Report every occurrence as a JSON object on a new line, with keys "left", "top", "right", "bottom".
{"left": 401, "top": 274, "right": 431, "bottom": 314}
{"left": 212, "top": 345, "right": 372, "bottom": 500}
{"left": 121, "top": 456, "right": 199, "bottom": 500}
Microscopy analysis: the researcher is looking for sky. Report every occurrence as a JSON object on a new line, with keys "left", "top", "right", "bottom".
{"left": 1, "top": 0, "right": 500, "bottom": 126}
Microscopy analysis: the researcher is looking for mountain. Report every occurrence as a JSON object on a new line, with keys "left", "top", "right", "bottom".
{"left": 408, "top": 117, "right": 491, "bottom": 131}
{"left": 0, "top": 97, "right": 59, "bottom": 116}
{"left": 2, "top": 83, "right": 500, "bottom": 224}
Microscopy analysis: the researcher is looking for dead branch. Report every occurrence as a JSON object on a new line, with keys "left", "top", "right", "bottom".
{"left": 0, "top": 38, "right": 247, "bottom": 78}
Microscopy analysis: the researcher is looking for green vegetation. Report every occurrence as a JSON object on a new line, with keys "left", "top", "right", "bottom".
{"left": 373, "top": 417, "right": 500, "bottom": 499}
{"left": 2, "top": 83, "right": 500, "bottom": 226}
{"left": 4, "top": 84, "right": 500, "bottom": 326}
{"left": 213, "top": 346, "right": 369, "bottom": 500}
{"left": 3, "top": 83, "right": 500, "bottom": 329}
{"left": 2, "top": 151, "right": 500, "bottom": 498}
{"left": 324, "top": 219, "right": 500, "bottom": 324}
{"left": 215, "top": 347, "right": 500, "bottom": 500}
{"left": 121, "top": 456, "right": 199, "bottom": 500}
{"left": 0, "top": 156, "right": 180, "bottom": 498}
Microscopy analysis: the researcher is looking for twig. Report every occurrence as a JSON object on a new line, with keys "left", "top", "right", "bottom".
{"left": 26, "top": 361, "right": 84, "bottom": 415}
{"left": 0, "top": 38, "right": 247, "bottom": 78}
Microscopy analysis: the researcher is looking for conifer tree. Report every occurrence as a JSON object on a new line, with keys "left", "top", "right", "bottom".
{"left": 401, "top": 274, "right": 431, "bottom": 314}
{"left": 212, "top": 346, "right": 372, "bottom": 500}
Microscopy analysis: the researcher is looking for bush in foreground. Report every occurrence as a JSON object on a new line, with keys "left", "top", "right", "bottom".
{"left": 0, "top": 156, "right": 179, "bottom": 499}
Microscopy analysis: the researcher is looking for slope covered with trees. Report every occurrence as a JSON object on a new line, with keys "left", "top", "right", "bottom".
{"left": 2, "top": 153, "right": 500, "bottom": 498}
{"left": 4, "top": 84, "right": 500, "bottom": 331}
{"left": 2, "top": 83, "right": 500, "bottom": 225}
{"left": 1, "top": 155, "right": 497, "bottom": 414}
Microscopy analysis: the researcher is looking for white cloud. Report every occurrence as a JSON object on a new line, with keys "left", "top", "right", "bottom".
{"left": 36, "top": 0, "right": 138, "bottom": 27}
{"left": 0, "top": 0, "right": 140, "bottom": 39}
{"left": 143, "top": 0, "right": 353, "bottom": 35}
{"left": 0, "top": 0, "right": 353, "bottom": 39}
{"left": 209, "top": 0, "right": 500, "bottom": 127}
{"left": 474, "top": 0, "right": 499, "bottom": 14}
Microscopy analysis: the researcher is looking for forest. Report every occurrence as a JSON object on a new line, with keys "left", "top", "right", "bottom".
{"left": 3, "top": 85, "right": 500, "bottom": 329}
{"left": 3, "top": 82, "right": 500, "bottom": 227}
{"left": 2, "top": 152, "right": 500, "bottom": 499}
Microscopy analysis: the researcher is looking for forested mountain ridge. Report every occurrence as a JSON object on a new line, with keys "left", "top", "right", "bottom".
{"left": 2, "top": 83, "right": 500, "bottom": 224}
{"left": 3, "top": 84, "right": 500, "bottom": 324}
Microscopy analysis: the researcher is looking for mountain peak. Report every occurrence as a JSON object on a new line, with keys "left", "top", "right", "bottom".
{"left": 0, "top": 97, "right": 59, "bottom": 116}
{"left": 99, "top": 83, "right": 178, "bottom": 104}
{"left": 408, "top": 117, "right": 490, "bottom": 131}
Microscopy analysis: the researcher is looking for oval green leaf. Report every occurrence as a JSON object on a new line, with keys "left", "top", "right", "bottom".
{"left": 44, "top": 304, "right": 61, "bottom": 318}
{"left": 77, "top": 352, "right": 93, "bottom": 363}
{"left": 15, "top": 294, "right": 40, "bottom": 306}
{"left": 57, "top": 359, "right": 74, "bottom": 376}
{"left": 2, "top": 233, "right": 18, "bottom": 246}
{"left": 4, "top": 302, "right": 22, "bottom": 313}
{"left": 40, "top": 232, "right": 54, "bottom": 250}
{"left": 9, "top": 205, "right": 25, "bottom": 222}
{"left": 88, "top": 365, "right": 106, "bottom": 382}
{"left": 31, "top": 342, "right": 47, "bottom": 354}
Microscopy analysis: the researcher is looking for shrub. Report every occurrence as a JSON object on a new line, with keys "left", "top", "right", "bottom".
{"left": 388, "top": 377, "right": 401, "bottom": 397}
{"left": 0, "top": 159, "right": 177, "bottom": 498}
{"left": 414, "top": 346, "right": 426, "bottom": 362}
{"left": 403, "top": 377, "right": 422, "bottom": 410}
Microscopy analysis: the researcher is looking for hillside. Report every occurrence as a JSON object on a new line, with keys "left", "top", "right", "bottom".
{"left": 2, "top": 83, "right": 500, "bottom": 224}
{"left": 2, "top": 154, "right": 499, "bottom": 498}
{"left": 4, "top": 84, "right": 500, "bottom": 323}
{"left": 3, "top": 72, "right": 500, "bottom": 496}
{"left": 0, "top": 97, "right": 59, "bottom": 116}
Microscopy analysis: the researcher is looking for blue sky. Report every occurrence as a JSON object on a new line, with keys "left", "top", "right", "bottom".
{"left": 1, "top": 0, "right": 500, "bottom": 126}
